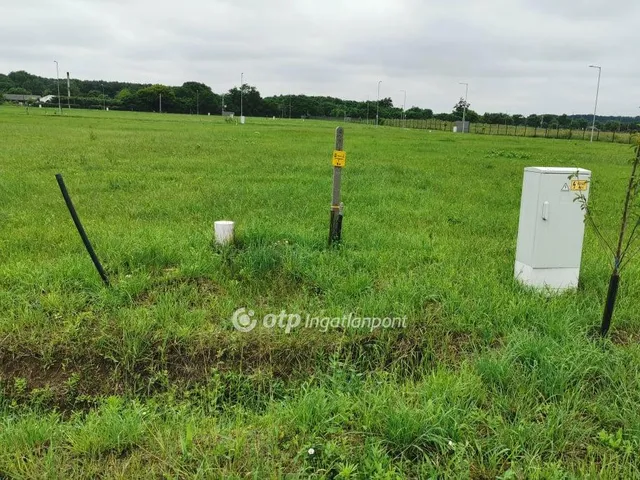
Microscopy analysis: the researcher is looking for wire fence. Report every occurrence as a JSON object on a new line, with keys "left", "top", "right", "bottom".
{"left": 336, "top": 117, "right": 640, "bottom": 145}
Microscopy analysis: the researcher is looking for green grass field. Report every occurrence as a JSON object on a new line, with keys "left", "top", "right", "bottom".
{"left": 1, "top": 106, "right": 640, "bottom": 478}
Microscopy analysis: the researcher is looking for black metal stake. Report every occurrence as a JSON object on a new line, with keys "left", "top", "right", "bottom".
{"left": 55, "top": 173, "right": 110, "bottom": 286}
{"left": 600, "top": 272, "right": 620, "bottom": 337}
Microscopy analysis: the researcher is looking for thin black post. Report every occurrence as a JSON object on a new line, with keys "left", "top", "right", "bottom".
{"left": 601, "top": 273, "right": 620, "bottom": 337}
{"left": 600, "top": 146, "right": 640, "bottom": 337}
{"left": 329, "top": 127, "right": 345, "bottom": 245}
{"left": 55, "top": 174, "right": 110, "bottom": 286}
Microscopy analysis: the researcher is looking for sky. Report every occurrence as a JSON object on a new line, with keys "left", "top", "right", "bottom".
{"left": 2, "top": 0, "right": 639, "bottom": 116}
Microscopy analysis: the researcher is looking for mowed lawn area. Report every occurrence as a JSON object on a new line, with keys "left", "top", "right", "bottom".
{"left": 1, "top": 106, "right": 639, "bottom": 478}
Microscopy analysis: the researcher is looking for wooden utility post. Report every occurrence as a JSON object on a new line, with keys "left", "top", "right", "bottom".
{"left": 329, "top": 127, "right": 345, "bottom": 245}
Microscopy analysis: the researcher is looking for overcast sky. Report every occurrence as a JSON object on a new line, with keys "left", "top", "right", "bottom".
{"left": 2, "top": 0, "right": 639, "bottom": 116}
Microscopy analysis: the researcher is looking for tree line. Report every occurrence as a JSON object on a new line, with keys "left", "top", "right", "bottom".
{"left": 2, "top": 70, "right": 639, "bottom": 131}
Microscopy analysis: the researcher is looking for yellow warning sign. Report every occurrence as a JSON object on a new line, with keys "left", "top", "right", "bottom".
{"left": 570, "top": 180, "right": 589, "bottom": 191}
{"left": 332, "top": 150, "right": 346, "bottom": 167}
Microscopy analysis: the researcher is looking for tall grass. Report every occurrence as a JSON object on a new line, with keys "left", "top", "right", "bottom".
{"left": 1, "top": 105, "right": 640, "bottom": 477}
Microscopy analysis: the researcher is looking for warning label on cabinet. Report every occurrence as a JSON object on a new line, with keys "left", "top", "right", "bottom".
{"left": 570, "top": 180, "right": 589, "bottom": 191}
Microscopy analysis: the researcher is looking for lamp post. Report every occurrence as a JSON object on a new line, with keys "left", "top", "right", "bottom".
{"left": 366, "top": 95, "right": 369, "bottom": 125}
{"left": 376, "top": 80, "right": 382, "bottom": 127}
{"left": 102, "top": 84, "right": 106, "bottom": 110}
{"left": 400, "top": 89, "right": 406, "bottom": 128}
{"left": 240, "top": 72, "right": 244, "bottom": 122}
{"left": 459, "top": 82, "right": 469, "bottom": 133}
{"left": 66, "top": 71, "right": 71, "bottom": 109}
{"left": 589, "top": 65, "right": 601, "bottom": 143}
{"left": 53, "top": 60, "right": 61, "bottom": 114}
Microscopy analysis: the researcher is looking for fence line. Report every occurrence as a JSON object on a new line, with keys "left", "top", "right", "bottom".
{"left": 323, "top": 116, "right": 639, "bottom": 145}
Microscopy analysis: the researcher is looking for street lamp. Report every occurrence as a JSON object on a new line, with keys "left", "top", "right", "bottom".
{"left": 459, "top": 82, "right": 469, "bottom": 133}
{"left": 376, "top": 80, "right": 382, "bottom": 127}
{"left": 589, "top": 65, "right": 601, "bottom": 142}
{"left": 366, "top": 95, "right": 369, "bottom": 125}
{"left": 53, "top": 60, "right": 61, "bottom": 114}
{"left": 240, "top": 72, "right": 244, "bottom": 123}
{"left": 400, "top": 90, "right": 406, "bottom": 128}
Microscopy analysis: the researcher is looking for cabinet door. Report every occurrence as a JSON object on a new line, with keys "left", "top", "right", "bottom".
{"left": 531, "top": 173, "right": 589, "bottom": 268}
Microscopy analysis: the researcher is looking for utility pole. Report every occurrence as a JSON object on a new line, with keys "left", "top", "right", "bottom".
{"left": 54, "top": 60, "right": 61, "bottom": 114}
{"left": 240, "top": 72, "right": 244, "bottom": 123}
{"left": 66, "top": 72, "right": 71, "bottom": 109}
{"left": 400, "top": 90, "right": 406, "bottom": 128}
{"left": 196, "top": 90, "right": 199, "bottom": 115}
{"left": 589, "top": 65, "right": 602, "bottom": 142}
{"left": 366, "top": 95, "right": 369, "bottom": 125}
{"left": 459, "top": 82, "right": 469, "bottom": 133}
{"left": 376, "top": 80, "right": 382, "bottom": 127}
{"left": 159, "top": 93, "right": 162, "bottom": 113}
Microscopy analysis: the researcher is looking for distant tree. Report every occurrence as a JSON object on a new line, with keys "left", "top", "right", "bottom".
{"left": 482, "top": 112, "right": 501, "bottom": 124}
{"left": 177, "top": 81, "right": 221, "bottom": 115}
{"left": 0, "top": 73, "right": 14, "bottom": 93}
{"left": 8, "top": 71, "right": 46, "bottom": 94}
{"left": 604, "top": 120, "right": 621, "bottom": 132}
{"left": 452, "top": 97, "right": 470, "bottom": 118}
{"left": 558, "top": 114, "right": 572, "bottom": 128}
{"left": 378, "top": 97, "right": 394, "bottom": 109}
{"left": 6, "top": 87, "right": 30, "bottom": 94}
{"left": 434, "top": 112, "right": 455, "bottom": 121}
{"left": 223, "top": 84, "right": 265, "bottom": 116}
{"left": 405, "top": 106, "right": 433, "bottom": 120}
{"left": 133, "top": 84, "right": 176, "bottom": 112}
{"left": 526, "top": 114, "right": 540, "bottom": 127}
{"left": 575, "top": 118, "right": 589, "bottom": 129}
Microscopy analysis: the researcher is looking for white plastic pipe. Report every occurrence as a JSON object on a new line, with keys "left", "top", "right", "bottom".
{"left": 214, "top": 220, "right": 235, "bottom": 245}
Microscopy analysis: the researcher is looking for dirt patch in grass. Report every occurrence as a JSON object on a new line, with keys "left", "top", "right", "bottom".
{"left": 0, "top": 320, "right": 501, "bottom": 412}
{"left": 609, "top": 327, "right": 640, "bottom": 346}
{"left": 134, "top": 275, "right": 224, "bottom": 307}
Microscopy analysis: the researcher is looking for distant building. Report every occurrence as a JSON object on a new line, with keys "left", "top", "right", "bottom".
{"left": 3, "top": 93, "right": 41, "bottom": 103}
{"left": 222, "top": 111, "right": 234, "bottom": 118}
{"left": 39, "top": 95, "right": 55, "bottom": 103}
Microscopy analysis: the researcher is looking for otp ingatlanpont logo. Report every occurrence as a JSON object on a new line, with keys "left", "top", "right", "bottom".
{"left": 231, "top": 307, "right": 257, "bottom": 332}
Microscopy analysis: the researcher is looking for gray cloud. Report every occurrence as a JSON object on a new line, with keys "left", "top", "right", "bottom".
{"left": 1, "top": 0, "right": 639, "bottom": 115}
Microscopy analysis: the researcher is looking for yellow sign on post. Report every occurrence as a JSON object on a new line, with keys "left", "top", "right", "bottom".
{"left": 332, "top": 150, "right": 346, "bottom": 168}
{"left": 570, "top": 179, "right": 589, "bottom": 191}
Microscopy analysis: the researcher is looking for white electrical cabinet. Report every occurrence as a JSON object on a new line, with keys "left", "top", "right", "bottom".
{"left": 514, "top": 167, "right": 591, "bottom": 291}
